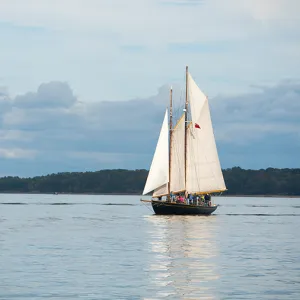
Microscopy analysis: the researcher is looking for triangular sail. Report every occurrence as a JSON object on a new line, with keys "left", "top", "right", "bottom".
{"left": 153, "top": 183, "right": 169, "bottom": 197}
{"left": 142, "top": 109, "right": 169, "bottom": 195}
{"left": 170, "top": 114, "right": 185, "bottom": 193}
{"left": 186, "top": 73, "right": 226, "bottom": 194}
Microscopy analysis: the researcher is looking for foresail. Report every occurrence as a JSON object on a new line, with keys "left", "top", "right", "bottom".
{"left": 142, "top": 109, "right": 169, "bottom": 195}
{"left": 186, "top": 73, "right": 226, "bottom": 194}
{"left": 170, "top": 114, "right": 185, "bottom": 193}
{"left": 153, "top": 183, "right": 169, "bottom": 197}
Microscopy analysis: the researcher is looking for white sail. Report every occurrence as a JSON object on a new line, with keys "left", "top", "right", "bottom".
{"left": 170, "top": 115, "right": 185, "bottom": 193}
{"left": 142, "top": 109, "right": 169, "bottom": 195}
{"left": 153, "top": 183, "right": 169, "bottom": 197}
{"left": 186, "top": 73, "right": 226, "bottom": 194}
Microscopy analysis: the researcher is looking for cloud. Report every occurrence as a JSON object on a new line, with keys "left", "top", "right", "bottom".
{"left": 239, "top": 0, "right": 300, "bottom": 22}
{"left": 212, "top": 79, "right": 300, "bottom": 127}
{"left": 0, "top": 81, "right": 167, "bottom": 175}
{"left": 0, "top": 129, "right": 33, "bottom": 142}
{"left": 0, "top": 0, "right": 299, "bottom": 103}
{"left": 0, "top": 77, "right": 299, "bottom": 176}
{"left": 211, "top": 80, "right": 300, "bottom": 146}
{"left": 160, "top": 0, "right": 205, "bottom": 6}
{"left": 0, "top": 148, "right": 37, "bottom": 159}
{"left": 0, "top": 88, "right": 12, "bottom": 127}
{"left": 209, "top": 79, "right": 300, "bottom": 169}
{"left": 120, "top": 45, "right": 148, "bottom": 54}
{"left": 14, "top": 81, "right": 77, "bottom": 109}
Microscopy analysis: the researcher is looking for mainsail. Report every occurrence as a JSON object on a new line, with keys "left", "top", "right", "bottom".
{"left": 142, "top": 109, "right": 169, "bottom": 196}
{"left": 186, "top": 73, "right": 226, "bottom": 194}
{"left": 170, "top": 114, "right": 185, "bottom": 193}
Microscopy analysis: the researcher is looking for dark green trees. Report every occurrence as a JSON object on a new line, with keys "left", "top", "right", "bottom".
{"left": 0, "top": 168, "right": 299, "bottom": 196}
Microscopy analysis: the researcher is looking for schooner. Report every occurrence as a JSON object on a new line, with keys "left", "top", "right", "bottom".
{"left": 141, "top": 66, "right": 226, "bottom": 215}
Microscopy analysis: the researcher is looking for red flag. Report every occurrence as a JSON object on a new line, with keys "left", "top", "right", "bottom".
{"left": 195, "top": 123, "right": 201, "bottom": 129}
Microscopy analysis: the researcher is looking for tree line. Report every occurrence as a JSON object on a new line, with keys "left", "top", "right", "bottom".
{"left": 0, "top": 167, "right": 299, "bottom": 196}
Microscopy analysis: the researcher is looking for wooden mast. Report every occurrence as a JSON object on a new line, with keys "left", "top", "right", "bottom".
{"left": 168, "top": 87, "right": 173, "bottom": 197}
{"left": 184, "top": 66, "right": 188, "bottom": 196}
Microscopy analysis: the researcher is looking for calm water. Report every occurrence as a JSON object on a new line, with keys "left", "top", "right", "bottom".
{"left": 0, "top": 194, "right": 299, "bottom": 299}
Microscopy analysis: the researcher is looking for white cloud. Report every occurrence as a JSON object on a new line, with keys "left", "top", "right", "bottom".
{"left": 1, "top": 0, "right": 298, "bottom": 37}
{"left": 239, "top": 0, "right": 300, "bottom": 21}
{"left": 69, "top": 151, "right": 149, "bottom": 164}
{"left": 0, "top": 147, "right": 37, "bottom": 159}
{"left": 0, "top": 0, "right": 299, "bottom": 104}
{"left": 0, "top": 129, "right": 33, "bottom": 142}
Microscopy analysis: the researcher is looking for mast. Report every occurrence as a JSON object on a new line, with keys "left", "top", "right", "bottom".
{"left": 184, "top": 66, "right": 188, "bottom": 194}
{"left": 168, "top": 87, "right": 173, "bottom": 195}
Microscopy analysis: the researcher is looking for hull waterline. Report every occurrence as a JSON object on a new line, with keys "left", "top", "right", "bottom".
{"left": 151, "top": 200, "right": 218, "bottom": 215}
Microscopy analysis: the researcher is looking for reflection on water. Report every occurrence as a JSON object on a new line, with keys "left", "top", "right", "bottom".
{"left": 145, "top": 215, "right": 219, "bottom": 299}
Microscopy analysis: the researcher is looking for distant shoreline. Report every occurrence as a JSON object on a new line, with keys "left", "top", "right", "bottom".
{"left": 0, "top": 192, "right": 299, "bottom": 198}
{"left": 0, "top": 168, "right": 299, "bottom": 197}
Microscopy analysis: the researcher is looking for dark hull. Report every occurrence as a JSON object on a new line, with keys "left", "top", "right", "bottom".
{"left": 151, "top": 200, "right": 218, "bottom": 215}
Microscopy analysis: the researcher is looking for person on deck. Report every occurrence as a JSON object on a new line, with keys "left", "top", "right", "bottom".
{"left": 200, "top": 195, "right": 205, "bottom": 205}
{"left": 189, "top": 193, "right": 193, "bottom": 205}
{"left": 193, "top": 194, "right": 197, "bottom": 205}
{"left": 170, "top": 191, "right": 174, "bottom": 202}
{"left": 204, "top": 194, "right": 211, "bottom": 206}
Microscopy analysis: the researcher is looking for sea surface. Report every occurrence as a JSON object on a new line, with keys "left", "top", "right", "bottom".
{"left": 0, "top": 194, "right": 299, "bottom": 300}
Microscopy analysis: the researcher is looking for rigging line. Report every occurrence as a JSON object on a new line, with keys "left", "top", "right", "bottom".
{"left": 191, "top": 126, "right": 212, "bottom": 193}
{"left": 171, "top": 124, "right": 184, "bottom": 192}
{"left": 179, "top": 88, "right": 184, "bottom": 115}
{"left": 141, "top": 201, "right": 154, "bottom": 212}
{"left": 172, "top": 130, "right": 181, "bottom": 190}
{"left": 173, "top": 71, "right": 186, "bottom": 123}
{"left": 191, "top": 111, "right": 202, "bottom": 192}
{"left": 173, "top": 103, "right": 183, "bottom": 125}
{"left": 189, "top": 127, "right": 201, "bottom": 193}
{"left": 177, "top": 121, "right": 185, "bottom": 176}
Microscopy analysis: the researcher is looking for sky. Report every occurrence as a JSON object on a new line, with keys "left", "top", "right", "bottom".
{"left": 0, "top": 0, "right": 300, "bottom": 176}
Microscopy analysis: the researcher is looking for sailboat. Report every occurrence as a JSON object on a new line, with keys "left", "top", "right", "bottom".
{"left": 141, "top": 66, "right": 226, "bottom": 215}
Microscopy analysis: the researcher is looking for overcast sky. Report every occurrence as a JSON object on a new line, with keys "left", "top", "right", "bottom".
{"left": 0, "top": 0, "right": 299, "bottom": 176}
